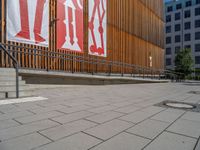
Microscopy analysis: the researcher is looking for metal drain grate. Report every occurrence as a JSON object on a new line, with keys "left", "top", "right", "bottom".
{"left": 188, "top": 91, "right": 200, "bottom": 95}
{"left": 155, "top": 100, "right": 200, "bottom": 113}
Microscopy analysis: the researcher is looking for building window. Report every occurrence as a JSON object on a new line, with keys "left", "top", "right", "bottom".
{"left": 185, "top": 45, "right": 191, "bottom": 49}
{"left": 195, "top": 44, "right": 200, "bottom": 52}
{"left": 166, "top": 15, "right": 171, "bottom": 22}
{"left": 166, "top": 37, "right": 171, "bottom": 44}
{"left": 175, "top": 46, "right": 181, "bottom": 53}
{"left": 166, "top": 26, "right": 171, "bottom": 33}
{"left": 197, "top": 0, "right": 200, "bottom": 4}
{"left": 166, "top": 58, "right": 172, "bottom": 66}
{"left": 195, "top": 56, "right": 200, "bottom": 64}
{"left": 175, "top": 24, "right": 181, "bottom": 31}
{"left": 195, "top": 20, "right": 200, "bottom": 28}
{"left": 186, "top": 1, "right": 192, "bottom": 7}
{"left": 175, "top": 12, "right": 181, "bottom": 20}
{"left": 184, "top": 22, "right": 191, "bottom": 30}
{"left": 175, "top": 35, "right": 181, "bottom": 43}
{"left": 184, "top": 34, "right": 191, "bottom": 41}
{"left": 176, "top": 4, "right": 182, "bottom": 9}
{"left": 166, "top": 48, "right": 172, "bottom": 55}
{"left": 167, "top": 6, "right": 173, "bottom": 12}
{"left": 195, "top": 32, "right": 200, "bottom": 40}
{"left": 195, "top": 7, "right": 200, "bottom": 16}
{"left": 185, "top": 10, "right": 191, "bottom": 18}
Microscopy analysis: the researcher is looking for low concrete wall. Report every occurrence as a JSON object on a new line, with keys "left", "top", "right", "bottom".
{"left": 19, "top": 69, "right": 168, "bottom": 85}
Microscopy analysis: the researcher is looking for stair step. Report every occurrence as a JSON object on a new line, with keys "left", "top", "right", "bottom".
{"left": 0, "top": 68, "right": 16, "bottom": 72}
{"left": 0, "top": 85, "right": 31, "bottom": 92}
{"left": 0, "top": 80, "right": 26, "bottom": 86}
{"left": 0, "top": 76, "right": 22, "bottom": 81}
{"left": 8, "top": 90, "right": 35, "bottom": 98}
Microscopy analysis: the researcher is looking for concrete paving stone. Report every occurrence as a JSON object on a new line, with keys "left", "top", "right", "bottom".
{"left": 84, "top": 119, "right": 133, "bottom": 140}
{"left": 86, "top": 111, "right": 124, "bottom": 124}
{"left": 139, "top": 106, "right": 165, "bottom": 114}
{"left": 181, "top": 112, "right": 200, "bottom": 122}
{"left": 0, "top": 105, "right": 23, "bottom": 113}
{"left": 114, "top": 105, "right": 142, "bottom": 114}
{"left": 0, "top": 120, "right": 59, "bottom": 141}
{"left": 15, "top": 111, "right": 64, "bottom": 124}
{"left": 0, "top": 110, "right": 34, "bottom": 121}
{"left": 91, "top": 132, "right": 150, "bottom": 150}
{"left": 151, "top": 110, "right": 183, "bottom": 123}
{"left": 0, "top": 133, "right": 50, "bottom": 150}
{"left": 14, "top": 103, "right": 44, "bottom": 110}
{"left": 40, "top": 119, "right": 97, "bottom": 141}
{"left": 0, "top": 119, "right": 20, "bottom": 130}
{"left": 84, "top": 101, "right": 111, "bottom": 107}
{"left": 144, "top": 132, "right": 197, "bottom": 150}
{"left": 29, "top": 104, "right": 69, "bottom": 114}
{"left": 167, "top": 119, "right": 200, "bottom": 138}
{"left": 88, "top": 105, "right": 117, "bottom": 113}
{"left": 58, "top": 105, "right": 91, "bottom": 114}
{"left": 127, "top": 119, "right": 170, "bottom": 139}
{"left": 34, "top": 132, "right": 101, "bottom": 150}
{"left": 111, "top": 101, "right": 134, "bottom": 107}
{"left": 51, "top": 110, "right": 95, "bottom": 124}
{"left": 119, "top": 111, "right": 158, "bottom": 124}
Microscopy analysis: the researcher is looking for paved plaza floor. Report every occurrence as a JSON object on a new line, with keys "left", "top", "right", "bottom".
{"left": 0, "top": 82, "right": 200, "bottom": 150}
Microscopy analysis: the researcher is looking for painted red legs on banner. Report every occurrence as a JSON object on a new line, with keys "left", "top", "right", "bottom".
{"left": 34, "top": 0, "right": 46, "bottom": 43}
{"left": 16, "top": 0, "right": 46, "bottom": 43}
{"left": 89, "top": 0, "right": 106, "bottom": 55}
{"left": 16, "top": 0, "right": 30, "bottom": 39}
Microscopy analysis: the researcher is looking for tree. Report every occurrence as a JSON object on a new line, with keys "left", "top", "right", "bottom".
{"left": 175, "top": 48, "right": 194, "bottom": 77}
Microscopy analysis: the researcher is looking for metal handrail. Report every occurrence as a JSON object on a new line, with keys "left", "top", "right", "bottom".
{"left": 0, "top": 44, "right": 19, "bottom": 98}
{"left": 0, "top": 43, "right": 183, "bottom": 82}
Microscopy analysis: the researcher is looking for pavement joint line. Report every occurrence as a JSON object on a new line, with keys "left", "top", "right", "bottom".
{"left": 47, "top": 118, "right": 63, "bottom": 125}
{"left": 194, "top": 136, "right": 200, "bottom": 150}
{"left": 81, "top": 131, "right": 105, "bottom": 141}
{"left": 83, "top": 118, "right": 101, "bottom": 125}
{"left": 124, "top": 131, "right": 153, "bottom": 140}
{"left": 165, "top": 131, "right": 198, "bottom": 140}
{"left": 0, "top": 97, "right": 48, "bottom": 106}
{"left": 141, "top": 110, "right": 187, "bottom": 150}
{"left": 37, "top": 131, "right": 55, "bottom": 142}
{"left": 12, "top": 118, "right": 24, "bottom": 125}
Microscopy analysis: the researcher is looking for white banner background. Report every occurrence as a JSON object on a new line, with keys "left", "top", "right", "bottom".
{"left": 6, "top": 0, "right": 49, "bottom": 47}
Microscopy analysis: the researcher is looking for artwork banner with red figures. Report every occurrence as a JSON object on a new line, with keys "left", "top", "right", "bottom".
{"left": 6, "top": 0, "right": 49, "bottom": 47}
{"left": 88, "top": 0, "right": 107, "bottom": 57}
{"left": 57, "top": 0, "right": 84, "bottom": 52}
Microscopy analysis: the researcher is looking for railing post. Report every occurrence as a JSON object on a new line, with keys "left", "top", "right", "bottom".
{"left": 15, "top": 65, "right": 19, "bottom": 98}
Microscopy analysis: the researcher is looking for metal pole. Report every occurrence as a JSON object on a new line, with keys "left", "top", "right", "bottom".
{"left": 15, "top": 65, "right": 19, "bottom": 98}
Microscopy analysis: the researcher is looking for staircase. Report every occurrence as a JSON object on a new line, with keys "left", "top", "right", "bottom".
{"left": 0, "top": 68, "right": 35, "bottom": 99}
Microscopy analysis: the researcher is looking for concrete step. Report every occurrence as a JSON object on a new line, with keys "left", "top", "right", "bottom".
{"left": 0, "top": 90, "right": 36, "bottom": 99}
{"left": 0, "top": 76, "right": 22, "bottom": 81}
{"left": 0, "top": 85, "right": 31, "bottom": 92}
{"left": 0, "top": 80, "right": 26, "bottom": 86}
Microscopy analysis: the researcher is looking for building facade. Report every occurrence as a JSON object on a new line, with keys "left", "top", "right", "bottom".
{"left": 165, "top": 0, "right": 200, "bottom": 71}
{"left": 0, "top": 0, "right": 165, "bottom": 74}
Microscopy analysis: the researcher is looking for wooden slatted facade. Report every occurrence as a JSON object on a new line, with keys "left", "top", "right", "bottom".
{"left": 0, "top": 0, "right": 164, "bottom": 74}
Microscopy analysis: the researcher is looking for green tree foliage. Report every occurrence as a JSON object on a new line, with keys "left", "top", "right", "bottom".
{"left": 175, "top": 48, "right": 194, "bottom": 77}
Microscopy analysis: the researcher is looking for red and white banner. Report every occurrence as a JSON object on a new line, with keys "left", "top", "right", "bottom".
{"left": 57, "top": 0, "right": 84, "bottom": 52}
{"left": 6, "top": 0, "right": 49, "bottom": 46}
{"left": 88, "top": 0, "right": 107, "bottom": 57}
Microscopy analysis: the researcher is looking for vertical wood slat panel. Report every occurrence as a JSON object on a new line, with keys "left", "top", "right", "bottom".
{"left": 0, "top": 0, "right": 165, "bottom": 73}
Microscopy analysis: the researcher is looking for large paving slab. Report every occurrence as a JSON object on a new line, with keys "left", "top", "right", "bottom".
{"left": 34, "top": 132, "right": 101, "bottom": 150}
{"left": 167, "top": 119, "right": 200, "bottom": 138}
{"left": 51, "top": 111, "right": 95, "bottom": 124}
{"left": 39, "top": 120, "right": 97, "bottom": 141}
{"left": 84, "top": 119, "right": 133, "bottom": 140}
{"left": 127, "top": 119, "right": 170, "bottom": 139}
{"left": 144, "top": 132, "right": 197, "bottom": 150}
{"left": 0, "top": 119, "right": 20, "bottom": 130}
{"left": 91, "top": 132, "right": 150, "bottom": 150}
{"left": 86, "top": 111, "right": 124, "bottom": 124}
{"left": 0, "top": 133, "right": 50, "bottom": 150}
{"left": 0, "top": 120, "right": 59, "bottom": 141}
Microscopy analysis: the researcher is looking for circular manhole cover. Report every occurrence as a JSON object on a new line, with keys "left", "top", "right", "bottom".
{"left": 165, "top": 102, "right": 195, "bottom": 109}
